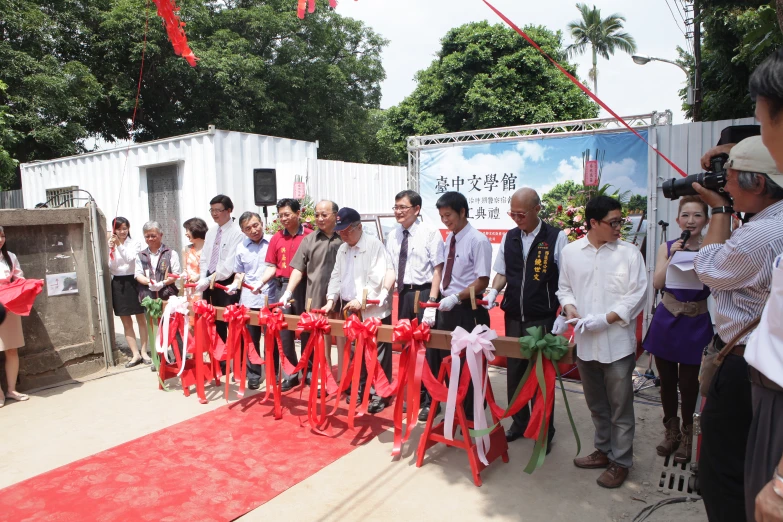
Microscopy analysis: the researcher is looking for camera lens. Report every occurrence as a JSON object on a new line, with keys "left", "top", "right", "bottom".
{"left": 662, "top": 172, "right": 727, "bottom": 200}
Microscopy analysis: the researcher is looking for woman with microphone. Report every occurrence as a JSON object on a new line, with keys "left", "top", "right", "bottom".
{"left": 644, "top": 196, "right": 712, "bottom": 464}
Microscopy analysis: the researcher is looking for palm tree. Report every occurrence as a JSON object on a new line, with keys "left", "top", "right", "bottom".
{"left": 566, "top": 3, "right": 637, "bottom": 93}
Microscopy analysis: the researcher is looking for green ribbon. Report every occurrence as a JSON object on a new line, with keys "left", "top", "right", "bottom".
{"left": 469, "top": 325, "right": 580, "bottom": 473}
{"left": 140, "top": 296, "right": 168, "bottom": 390}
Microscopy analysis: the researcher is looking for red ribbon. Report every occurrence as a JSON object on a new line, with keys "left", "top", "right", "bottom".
{"left": 294, "top": 312, "right": 333, "bottom": 431}
{"left": 258, "top": 307, "right": 288, "bottom": 419}
{"left": 192, "top": 300, "right": 218, "bottom": 404}
{"left": 151, "top": 0, "right": 197, "bottom": 66}
{"left": 486, "top": 356, "right": 556, "bottom": 441}
{"left": 222, "top": 304, "right": 261, "bottom": 401}
{"left": 338, "top": 316, "right": 384, "bottom": 430}
{"left": 389, "top": 319, "right": 431, "bottom": 457}
{"left": 483, "top": 0, "right": 687, "bottom": 178}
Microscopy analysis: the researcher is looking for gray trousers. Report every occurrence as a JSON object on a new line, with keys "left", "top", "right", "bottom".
{"left": 744, "top": 383, "right": 783, "bottom": 522}
{"left": 576, "top": 353, "right": 636, "bottom": 468}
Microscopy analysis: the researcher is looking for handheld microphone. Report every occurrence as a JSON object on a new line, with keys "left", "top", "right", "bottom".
{"left": 679, "top": 230, "right": 691, "bottom": 244}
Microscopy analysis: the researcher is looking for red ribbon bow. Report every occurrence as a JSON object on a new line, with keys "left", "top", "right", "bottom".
{"left": 192, "top": 300, "right": 222, "bottom": 403}
{"left": 222, "top": 304, "right": 262, "bottom": 401}
{"left": 258, "top": 306, "right": 289, "bottom": 419}
{"left": 293, "top": 312, "right": 334, "bottom": 431}
{"left": 389, "top": 319, "right": 431, "bottom": 458}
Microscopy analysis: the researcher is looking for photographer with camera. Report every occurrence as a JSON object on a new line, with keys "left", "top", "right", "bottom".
{"left": 691, "top": 135, "right": 783, "bottom": 522}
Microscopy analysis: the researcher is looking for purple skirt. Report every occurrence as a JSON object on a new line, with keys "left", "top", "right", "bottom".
{"left": 643, "top": 304, "right": 714, "bottom": 365}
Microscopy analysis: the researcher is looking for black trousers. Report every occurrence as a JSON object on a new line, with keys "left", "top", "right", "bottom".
{"left": 505, "top": 316, "right": 556, "bottom": 442}
{"left": 203, "top": 273, "right": 240, "bottom": 374}
{"left": 699, "top": 353, "right": 753, "bottom": 522}
{"left": 277, "top": 278, "right": 308, "bottom": 378}
{"left": 435, "top": 302, "right": 490, "bottom": 419}
{"left": 245, "top": 307, "right": 283, "bottom": 383}
{"left": 744, "top": 382, "right": 783, "bottom": 522}
{"left": 397, "top": 284, "right": 432, "bottom": 409}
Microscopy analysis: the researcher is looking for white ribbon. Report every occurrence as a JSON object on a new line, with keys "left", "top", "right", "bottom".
{"left": 157, "top": 296, "right": 191, "bottom": 376}
{"left": 444, "top": 324, "right": 497, "bottom": 465}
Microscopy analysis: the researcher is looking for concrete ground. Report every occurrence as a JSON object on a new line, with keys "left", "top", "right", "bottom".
{"left": 0, "top": 325, "right": 708, "bottom": 522}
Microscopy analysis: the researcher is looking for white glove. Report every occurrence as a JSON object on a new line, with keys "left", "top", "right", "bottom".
{"left": 195, "top": 278, "right": 210, "bottom": 293}
{"left": 225, "top": 282, "right": 239, "bottom": 296}
{"left": 573, "top": 314, "right": 610, "bottom": 334}
{"left": 148, "top": 280, "right": 165, "bottom": 292}
{"left": 422, "top": 307, "right": 437, "bottom": 326}
{"left": 552, "top": 315, "right": 569, "bottom": 335}
{"left": 280, "top": 290, "right": 293, "bottom": 309}
{"left": 252, "top": 282, "right": 270, "bottom": 295}
{"left": 371, "top": 289, "right": 389, "bottom": 308}
{"left": 438, "top": 294, "right": 461, "bottom": 312}
{"left": 483, "top": 288, "right": 498, "bottom": 309}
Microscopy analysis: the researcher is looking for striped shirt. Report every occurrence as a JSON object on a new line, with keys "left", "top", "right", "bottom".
{"left": 694, "top": 199, "right": 783, "bottom": 344}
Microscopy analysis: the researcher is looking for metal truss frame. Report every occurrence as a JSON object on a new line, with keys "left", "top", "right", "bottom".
{"left": 406, "top": 111, "right": 672, "bottom": 190}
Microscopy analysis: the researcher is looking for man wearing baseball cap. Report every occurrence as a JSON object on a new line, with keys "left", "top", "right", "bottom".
{"left": 692, "top": 135, "right": 783, "bottom": 522}
{"left": 324, "top": 207, "right": 396, "bottom": 413}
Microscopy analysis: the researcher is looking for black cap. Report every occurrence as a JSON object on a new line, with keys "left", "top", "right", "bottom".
{"left": 334, "top": 207, "right": 361, "bottom": 231}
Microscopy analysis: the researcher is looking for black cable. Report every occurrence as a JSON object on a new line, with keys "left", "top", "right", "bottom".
{"left": 632, "top": 496, "right": 701, "bottom": 522}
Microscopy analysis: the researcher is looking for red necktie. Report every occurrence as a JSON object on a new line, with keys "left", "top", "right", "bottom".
{"left": 442, "top": 235, "right": 457, "bottom": 290}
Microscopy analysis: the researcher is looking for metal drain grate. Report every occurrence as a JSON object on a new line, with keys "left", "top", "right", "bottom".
{"left": 655, "top": 454, "right": 701, "bottom": 499}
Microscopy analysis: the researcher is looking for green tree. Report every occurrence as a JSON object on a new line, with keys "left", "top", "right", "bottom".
{"left": 0, "top": 81, "right": 19, "bottom": 190}
{"left": 566, "top": 3, "right": 637, "bottom": 93}
{"left": 627, "top": 194, "right": 647, "bottom": 213}
{"left": 541, "top": 180, "right": 583, "bottom": 215}
{"left": 378, "top": 22, "right": 599, "bottom": 164}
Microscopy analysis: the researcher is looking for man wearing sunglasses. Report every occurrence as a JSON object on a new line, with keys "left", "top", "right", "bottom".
{"left": 483, "top": 187, "right": 567, "bottom": 449}
{"left": 556, "top": 195, "right": 647, "bottom": 489}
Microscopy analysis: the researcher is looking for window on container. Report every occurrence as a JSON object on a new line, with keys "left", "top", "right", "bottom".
{"left": 45, "top": 186, "right": 78, "bottom": 208}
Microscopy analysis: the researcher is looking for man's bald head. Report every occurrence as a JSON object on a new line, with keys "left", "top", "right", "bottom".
{"left": 508, "top": 187, "right": 542, "bottom": 233}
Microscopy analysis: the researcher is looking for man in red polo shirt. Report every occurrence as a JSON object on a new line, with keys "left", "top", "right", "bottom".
{"left": 257, "top": 198, "right": 313, "bottom": 390}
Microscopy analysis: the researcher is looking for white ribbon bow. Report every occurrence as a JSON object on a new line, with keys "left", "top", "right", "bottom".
{"left": 157, "top": 296, "right": 191, "bottom": 377}
{"left": 445, "top": 324, "right": 497, "bottom": 465}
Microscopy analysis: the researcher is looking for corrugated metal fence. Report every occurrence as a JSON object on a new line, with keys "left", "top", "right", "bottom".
{"left": 307, "top": 159, "right": 407, "bottom": 213}
{"left": 0, "top": 189, "right": 23, "bottom": 209}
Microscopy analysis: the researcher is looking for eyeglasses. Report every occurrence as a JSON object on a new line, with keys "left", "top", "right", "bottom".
{"left": 392, "top": 205, "right": 412, "bottom": 212}
{"left": 277, "top": 212, "right": 295, "bottom": 219}
{"left": 601, "top": 219, "right": 625, "bottom": 229}
{"left": 338, "top": 223, "right": 361, "bottom": 234}
{"left": 507, "top": 208, "right": 537, "bottom": 219}
{"left": 209, "top": 208, "right": 226, "bottom": 215}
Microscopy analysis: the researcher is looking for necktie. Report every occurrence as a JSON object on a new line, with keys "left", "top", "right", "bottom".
{"left": 397, "top": 229, "right": 409, "bottom": 292}
{"left": 442, "top": 235, "right": 457, "bottom": 290}
{"left": 208, "top": 226, "right": 222, "bottom": 273}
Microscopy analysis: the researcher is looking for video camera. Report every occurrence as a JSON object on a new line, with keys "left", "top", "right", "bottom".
{"left": 661, "top": 124, "right": 761, "bottom": 200}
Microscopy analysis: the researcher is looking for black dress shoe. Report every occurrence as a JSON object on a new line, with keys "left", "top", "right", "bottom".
{"left": 124, "top": 357, "right": 142, "bottom": 368}
{"left": 367, "top": 397, "right": 388, "bottom": 414}
{"left": 280, "top": 376, "right": 300, "bottom": 392}
{"left": 345, "top": 389, "right": 364, "bottom": 405}
{"left": 418, "top": 404, "right": 440, "bottom": 422}
{"left": 248, "top": 379, "right": 261, "bottom": 390}
{"left": 505, "top": 429, "right": 524, "bottom": 442}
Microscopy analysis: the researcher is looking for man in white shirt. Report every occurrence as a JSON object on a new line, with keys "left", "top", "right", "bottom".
{"left": 556, "top": 195, "right": 647, "bottom": 489}
{"left": 226, "top": 211, "right": 278, "bottom": 390}
{"left": 195, "top": 194, "right": 244, "bottom": 346}
{"left": 386, "top": 189, "right": 444, "bottom": 421}
{"left": 324, "top": 207, "right": 395, "bottom": 414}
{"left": 432, "top": 191, "right": 493, "bottom": 419}
{"left": 484, "top": 187, "right": 567, "bottom": 448}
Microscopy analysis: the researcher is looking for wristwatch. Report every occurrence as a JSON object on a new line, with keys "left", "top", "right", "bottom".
{"left": 711, "top": 205, "right": 734, "bottom": 215}
{"left": 428, "top": 296, "right": 438, "bottom": 303}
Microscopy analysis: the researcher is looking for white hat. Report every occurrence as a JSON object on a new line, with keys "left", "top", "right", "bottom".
{"left": 726, "top": 136, "right": 783, "bottom": 186}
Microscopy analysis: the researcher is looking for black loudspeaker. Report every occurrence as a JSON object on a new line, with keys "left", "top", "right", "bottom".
{"left": 253, "top": 168, "right": 277, "bottom": 206}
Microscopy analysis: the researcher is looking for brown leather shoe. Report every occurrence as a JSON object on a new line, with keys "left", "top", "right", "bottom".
{"left": 656, "top": 417, "right": 681, "bottom": 457}
{"left": 573, "top": 450, "right": 610, "bottom": 469}
{"left": 597, "top": 462, "right": 629, "bottom": 489}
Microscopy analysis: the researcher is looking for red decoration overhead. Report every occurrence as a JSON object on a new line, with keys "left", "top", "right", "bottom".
{"left": 298, "top": 0, "right": 339, "bottom": 19}
{"left": 152, "top": 0, "right": 198, "bottom": 66}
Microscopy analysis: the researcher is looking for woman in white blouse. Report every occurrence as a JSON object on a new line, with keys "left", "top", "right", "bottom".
{"left": 0, "top": 227, "right": 29, "bottom": 406}
{"left": 108, "top": 217, "right": 149, "bottom": 367}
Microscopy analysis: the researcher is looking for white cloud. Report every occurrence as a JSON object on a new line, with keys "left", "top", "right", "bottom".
{"left": 538, "top": 156, "right": 582, "bottom": 195}
{"left": 601, "top": 158, "right": 646, "bottom": 195}
{"left": 515, "top": 141, "right": 547, "bottom": 163}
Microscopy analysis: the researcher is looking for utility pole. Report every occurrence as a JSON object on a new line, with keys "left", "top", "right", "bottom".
{"left": 693, "top": 0, "right": 702, "bottom": 121}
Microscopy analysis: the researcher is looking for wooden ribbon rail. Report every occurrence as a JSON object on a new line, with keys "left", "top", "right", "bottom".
{"left": 202, "top": 306, "right": 575, "bottom": 364}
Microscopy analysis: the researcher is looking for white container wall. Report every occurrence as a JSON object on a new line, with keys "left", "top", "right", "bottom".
{"left": 307, "top": 159, "right": 407, "bottom": 214}
{"left": 21, "top": 129, "right": 318, "bottom": 249}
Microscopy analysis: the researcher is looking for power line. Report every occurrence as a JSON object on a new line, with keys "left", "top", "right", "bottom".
{"left": 662, "top": 0, "right": 693, "bottom": 55}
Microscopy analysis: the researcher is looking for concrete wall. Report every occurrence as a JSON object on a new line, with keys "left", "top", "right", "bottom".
{"left": 0, "top": 207, "right": 115, "bottom": 391}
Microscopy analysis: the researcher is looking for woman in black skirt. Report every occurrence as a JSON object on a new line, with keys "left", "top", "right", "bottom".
{"left": 108, "top": 217, "right": 149, "bottom": 367}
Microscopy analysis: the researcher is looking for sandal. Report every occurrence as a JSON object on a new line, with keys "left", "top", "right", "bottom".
{"left": 6, "top": 391, "right": 29, "bottom": 402}
{"left": 125, "top": 357, "right": 142, "bottom": 368}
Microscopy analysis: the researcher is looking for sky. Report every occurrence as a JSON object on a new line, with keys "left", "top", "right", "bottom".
{"left": 335, "top": 0, "right": 695, "bottom": 124}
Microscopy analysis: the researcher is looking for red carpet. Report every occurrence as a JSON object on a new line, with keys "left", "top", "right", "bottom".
{"left": 0, "top": 391, "right": 394, "bottom": 522}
